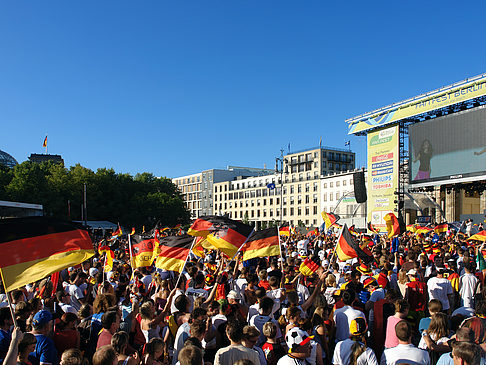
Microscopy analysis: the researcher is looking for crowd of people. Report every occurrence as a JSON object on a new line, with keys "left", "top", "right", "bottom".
{"left": 0, "top": 225, "right": 485, "bottom": 365}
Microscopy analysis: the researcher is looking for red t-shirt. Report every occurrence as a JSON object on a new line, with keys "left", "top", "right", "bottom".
{"left": 96, "top": 329, "right": 113, "bottom": 349}
{"left": 406, "top": 281, "right": 427, "bottom": 311}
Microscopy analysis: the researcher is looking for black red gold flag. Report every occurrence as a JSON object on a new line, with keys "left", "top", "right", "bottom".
{"left": 187, "top": 216, "right": 253, "bottom": 258}
{"left": 241, "top": 227, "right": 279, "bottom": 261}
{"left": 154, "top": 234, "right": 193, "bottom": 272}
{"left": 336, "top": 224, "right": 373, "bottom": 264}
{"left": 384, "top": 213, "right": 400, "bottom": 238}
{"left": 0, "top": 217, "right": 94, "bottom": 291}
{"left": 299, "top": 256, "right": 320, "bottom": 276}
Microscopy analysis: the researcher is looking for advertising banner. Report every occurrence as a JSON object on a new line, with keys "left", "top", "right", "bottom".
{"left": 348, "top": 75, "right": 486, "bottom": 135}
{"left": 367, "top": 126, "right": 399, "bottom": 233}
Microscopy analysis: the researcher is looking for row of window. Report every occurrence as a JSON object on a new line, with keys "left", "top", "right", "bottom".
{"left": 219, "top": 206, "right": 319, "bottom": 219}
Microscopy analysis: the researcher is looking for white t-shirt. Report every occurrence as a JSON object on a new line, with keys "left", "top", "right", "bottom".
{"left": 266, "top": 288, "right": 285, "bottom": 315}
{"left": 380, "top": 343, "right": 430, "bottom": 365}
{"left": 172, "top": 322, "right": 190, "bottom": 365}
{"left": 185, "top": 287, "right": 208, "bottom": 311}
{"left": 68, "top": 284, "right": 84, "bottom": 311}
{"left": 249, "top": 314, "right": 282, "bottom": 346}
{"left": 277, "top": 355, "right": 308, "bottom": 365}
{"left": 427, "top": 277, "right": 453, "bottom": 310}
{"left": 333, "top": 305, "right": 366, "bottom": 343}
{"left": 333, "top": 339, "right": 379, "bottom": 365}
{"left": 459, "top": 273, "right": 478, "bottom": 308}
{"left": 60, "top": 303, "right": 78, "bottom": 314}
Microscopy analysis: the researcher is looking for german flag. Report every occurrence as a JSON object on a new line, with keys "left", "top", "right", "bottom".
{"left": 322, "top": 212, "right": 340, "bottom": 230}
{"left": 336, "top": 224, "right": 373, "bottom": 264}
{"left": 42, "top": 136, "right": 47, "bottom": 148}
{"left": 434, "top": 223, "right": 448, "bottom": 234}
{"left": 188, "top": 216, "right": 253, "bottom": 258}
{"left": 299, "top": 256, "right": 320, "bottom": 276}
{"left": 241, "top": 227, "right": 280, "bottom": 261}
{"left": 349, "top": 225, "right": 359, "bottom": 237}
{"left": 279, "top": 227, "right": 290, "bottom": 237}
{"left": 130, "top": 235, "right": 156, "bottom": 268}
{"left": 0, "top": 217, "right": 94, "bottom": 291}
{"left": 130, "top": 227, "right": 135, "bottom": 235}
{"left": 99, "top": 244, "right": 114, "bottom": 272}
{"left": 192, "top": 236, "right": 207, "bottom": 258}
{"left": 367, "top": 222, "right": 379, "bottom": 234}
{"left": 111, "top": 225, "right": 123, "bottom": 237}
{"left": 384, "top": 213, "right": 400, "bottom": 238}
{"left": 154, "top": 235, "right": 193, "bottom": 272}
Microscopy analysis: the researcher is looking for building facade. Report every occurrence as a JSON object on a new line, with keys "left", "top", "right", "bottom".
{"left": 321, "top": 169, "right": 367, "bottom": 228}
{"left": 173, "top": 166, "right": 273, "bottom": 219}
{"left": 172, "top": 173, "right": 202, "bottom": 219}
{"left": 212, "top": 146, "right": 356, "bottom": 228}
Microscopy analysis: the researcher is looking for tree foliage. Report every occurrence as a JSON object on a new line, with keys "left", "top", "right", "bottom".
{"left": 0, "top": 161, "right": 190, "bottom": 229}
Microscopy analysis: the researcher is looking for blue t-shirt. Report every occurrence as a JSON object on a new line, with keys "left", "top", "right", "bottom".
{"left": 419, "top": 317, "right": 432, "bottom": 334}
{"left": 29, "top": 334, "right": 59, "bottom": 365}
{"left": 0, "top": 329, "right": 11, "bottom": 362}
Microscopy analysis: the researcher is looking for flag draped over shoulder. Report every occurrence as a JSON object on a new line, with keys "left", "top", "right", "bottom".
{"left": 187, "top": 216, "right": 253, "bottom": 258}
{"left": 241, "top": 227, "right": 280, "bottom": 261}
{"left": 0, "top": 217, "right": 94, "bottom": 291}
{"left": 384, "top": 213, "right": 400, "bottom": 238}
{"left": 322, "top": 212, "right": 340, "bottom": 230}
{"left": 336, "top": 224, "right": 373, "bottom": 264}
{"left": 154, "top": 235, "right": 193, "bottom": 272}
{"left": 130, "top": 234, "right": 156, "bottom": 268}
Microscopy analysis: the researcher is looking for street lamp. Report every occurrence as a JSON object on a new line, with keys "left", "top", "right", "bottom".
{"left": 275, "top": 149, "right": 288, "bottom": 225}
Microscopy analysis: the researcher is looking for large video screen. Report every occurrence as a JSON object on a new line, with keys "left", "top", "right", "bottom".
{"left": 409, "top": 106, "right": 486, "bottom": 185}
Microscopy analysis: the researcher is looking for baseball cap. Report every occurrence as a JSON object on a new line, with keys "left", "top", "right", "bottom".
{"left": 89, "top": 268, "right": 99, "bottom": 277}
{"left": 350, "top": 317, "right": 367, "bottom": 336}
{"left": 406, "top": 269, "right": 417, "bottom": 276}
{"left": 285, "top": 327, "right": 314, "bottom": 352}
{"left": 32, "top": 310, "right": 52, "bottom": 327}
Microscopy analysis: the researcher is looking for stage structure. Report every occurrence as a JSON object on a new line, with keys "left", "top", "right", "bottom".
{"left": 347, "top": 73, "right": 486, "bottom": 232}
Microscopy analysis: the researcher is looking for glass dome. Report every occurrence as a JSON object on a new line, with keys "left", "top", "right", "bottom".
{"left": 0, "top": 149, "right": 18, "bottom": 168}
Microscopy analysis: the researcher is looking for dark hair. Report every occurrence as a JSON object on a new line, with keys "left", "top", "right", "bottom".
{"left": 395, "top": 321, "right": 412, "bottom": 341}
{"left": 101, "top": 311, "right": 118, "bottom": 330}
{"left": 93, "top": 345, "right": 117, "bottom": 365}
{"left": 0, "top": 307, "right": 11, "bottom": 326}
{"left": 190, "top": 319, "right": 207, "bottom": 338}
{"left": 190, "top": 307, "right": 207, "bottom": 322}
{"left": 174, "top": 295, "right": 189, "bottom": 313}
{"left": 111, "top": 331, "right": 129, "bottom": 354}
{"left": 178, "top": 345, "right": 203, "bottom": 365}
{"left": 226, "top": 320, "right": 245, "bottom": 342}
{"left": 452, "top": 341, "right": 481, "bottom": 365}
{"left": 259, "top": 297, "right": 274, "bottom": 314}
{"left": 342, "top": 289, "right": 356, "bottom": 305}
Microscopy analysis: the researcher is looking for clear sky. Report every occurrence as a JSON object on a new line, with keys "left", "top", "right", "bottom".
{"left": 1, "top": 1, "right": 485, "bottom": 178}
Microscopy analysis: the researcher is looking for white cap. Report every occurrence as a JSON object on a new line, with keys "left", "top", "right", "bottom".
{"left": 407, "top": 269, "right": 417, "bottom": 276}
{"left": 89, "top": 268, "right": 99, "bottom": 277}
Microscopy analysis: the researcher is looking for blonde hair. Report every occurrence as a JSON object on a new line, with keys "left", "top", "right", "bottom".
{"left": 325, "top": 274, "right": 336, "bottom": 288}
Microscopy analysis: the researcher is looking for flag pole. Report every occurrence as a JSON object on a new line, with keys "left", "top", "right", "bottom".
{"left": 128, "top": 234, "right": 135, "bottom": 272}
{"left": 329, "top": 225, "right": 345, "bottom": 263}
{"left": 230, "top": 228, "right": 255, "bottom": 262}
{"left": 0, "top": 269, "right": 18, "bottom": 327}
{"left": 173, "top": 237, "right": 197, "bottom": 290}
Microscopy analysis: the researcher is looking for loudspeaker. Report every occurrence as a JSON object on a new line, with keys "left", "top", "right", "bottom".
{"left": 353, "top": 170, "right": 367, "bottom": 203}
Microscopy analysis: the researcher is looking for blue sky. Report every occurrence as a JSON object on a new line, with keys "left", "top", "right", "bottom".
{"left": 1, "top": 1, "right": 485, "bottom": 178}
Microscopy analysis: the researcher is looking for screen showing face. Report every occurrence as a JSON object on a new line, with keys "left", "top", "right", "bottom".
{"left": 409, "top": 106, "right": 486, "bottom": 184}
